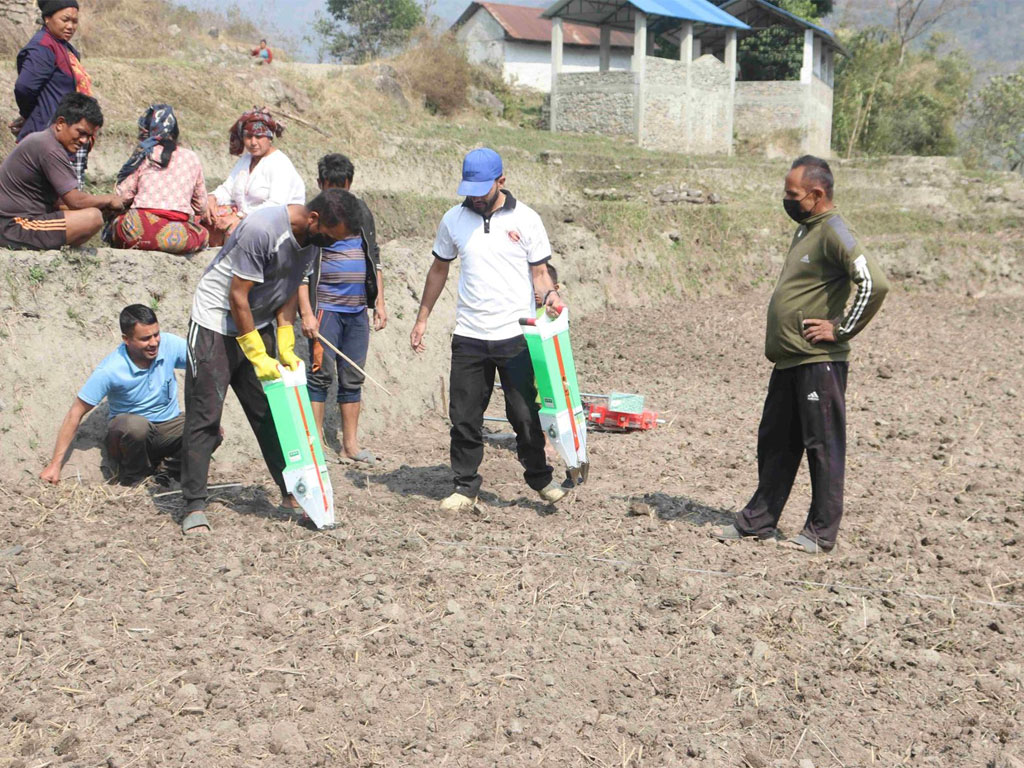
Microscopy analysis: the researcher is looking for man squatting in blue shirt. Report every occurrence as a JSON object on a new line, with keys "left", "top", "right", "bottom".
{"left": 296, "top": 154, "right": 387, "bottom": 465}
{"left": 41, "top": 305, "right": 194, "bottom": 485}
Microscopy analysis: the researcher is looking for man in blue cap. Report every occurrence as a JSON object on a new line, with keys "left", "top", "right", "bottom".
{"left": 410, "top": 147, "right": 565, "bottom": 511}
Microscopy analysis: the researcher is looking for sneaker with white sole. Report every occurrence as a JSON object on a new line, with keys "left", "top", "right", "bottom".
{"left": 440, "top": 492, "right": 477, "bottom": 512}
{"left": 537, "top": 482, "right": 567, "bottom": 503}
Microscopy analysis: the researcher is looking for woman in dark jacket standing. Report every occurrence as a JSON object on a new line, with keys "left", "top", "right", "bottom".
{"left": 10, "top": 0, "right": 94, "bottom": 187}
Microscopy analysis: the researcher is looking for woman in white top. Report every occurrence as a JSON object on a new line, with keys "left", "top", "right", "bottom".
{"left": 205, "top": 106, "right": 305, "bottom": 246}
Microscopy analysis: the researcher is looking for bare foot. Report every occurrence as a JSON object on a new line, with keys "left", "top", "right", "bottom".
{"left": 280, "top": 494, "right": 301, "bottom": 509}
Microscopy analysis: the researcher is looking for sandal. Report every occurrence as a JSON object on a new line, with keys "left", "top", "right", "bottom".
{"left": 340, "top": 449, "right": 378, "bottom": 466}
{"left": 181, "top": 510, "right": 210, "bottom": 536}
{"left": 711, "top": 524, "right": 780, "bottom": 542}
{"left": 780, "top": 534, "right": 832, "bottom": 554}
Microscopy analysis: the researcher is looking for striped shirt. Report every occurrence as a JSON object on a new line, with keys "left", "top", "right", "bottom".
{"left": 316, "top": 236, "right": 367, "bottom": 313}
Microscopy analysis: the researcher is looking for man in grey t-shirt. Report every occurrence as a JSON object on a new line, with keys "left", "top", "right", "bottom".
{"left": 180, "top": 189, "right": 364, "bottom": 535}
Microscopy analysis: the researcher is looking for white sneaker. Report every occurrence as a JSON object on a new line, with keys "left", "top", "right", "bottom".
{"left": 439, "top": 492, "right": 477, "bottom": 512}
{"left": 537, "top": 482, "right": 567, "bottom": 503}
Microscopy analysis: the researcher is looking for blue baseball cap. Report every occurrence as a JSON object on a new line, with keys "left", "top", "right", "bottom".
{"left": 457, "top": 148, "right": 503, "bottom": 196}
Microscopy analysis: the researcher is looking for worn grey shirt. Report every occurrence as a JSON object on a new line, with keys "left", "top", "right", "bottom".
{"left": 190, "top": 206, "right": 318, "bottom": 336}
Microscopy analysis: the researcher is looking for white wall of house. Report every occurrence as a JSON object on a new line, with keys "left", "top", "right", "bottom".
{"left": 504, "top": 41, "right": 631, "bottom": 92}
{"left": 456, "top": 8, "right": 507, "bottom": 68}
{"left": 455, "top": 8, "right": 631, "bottom": 93}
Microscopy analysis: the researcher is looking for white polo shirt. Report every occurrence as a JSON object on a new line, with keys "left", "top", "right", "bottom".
{"left": 432, "top": 192, "right": 551, "bottom": 341}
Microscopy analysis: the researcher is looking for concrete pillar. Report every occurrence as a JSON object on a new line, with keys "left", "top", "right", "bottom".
{"left": 632, "top": 11, "right": 647, "bottom": 73}
{"left": 681, "top": 22, "right": 693, "bottom": 154}
{"left": 725, "top": 29, "right": 737, "bottom": 155}
{"left": 633, "top": 11, "right": 647, "bottom": 145}
{"left": 550, "top": 17, "right": 563, "bottom": 132}
{"left": 551, "top": 17, "right": 564, "bottom": 77}
{"left": 800, "top": 29, "right": 814, "bottom": 84}
{"left": 725, "top": 29, "right": 737, "bottom": 80}
{"left": 680, "top": 21, "right": 693, "bottom": 63}
{"left": 599, "top": 25, "right": 611, "bottom": 71}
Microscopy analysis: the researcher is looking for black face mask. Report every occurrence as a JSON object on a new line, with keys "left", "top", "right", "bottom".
{"left": 306, "top": 221, "right": 335, "bottom": 248}
{"left": 783, "top": 193, "right": 813, "bottom": 223}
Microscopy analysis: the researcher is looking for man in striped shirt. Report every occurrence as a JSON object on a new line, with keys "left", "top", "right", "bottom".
{"left": 714, "top": 156, "right": 889, "bottom": 554}
{"left": 297, "top": 154, "right": 386, "bottom": 465}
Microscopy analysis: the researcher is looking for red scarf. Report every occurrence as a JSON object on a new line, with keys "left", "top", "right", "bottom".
{"left": 39, "top": 29, "right": 92, "bottom": 96}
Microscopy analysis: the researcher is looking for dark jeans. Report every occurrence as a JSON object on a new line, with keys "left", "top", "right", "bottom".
{"left": 106, "top": 413, "right": 184, "bottom": 484}
{"left": 181, "top": 322, "right": 287, "bottom": 513}
{"left": 735, "top": 361, "right": 848, "bottom": 549}
{"left": 308, "top": 308, "right": 369, "bottom": 404}
{"left": 449, "top": 334, "right": 552, "bottom": 497}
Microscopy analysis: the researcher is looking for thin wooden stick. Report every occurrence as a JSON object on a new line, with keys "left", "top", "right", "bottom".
{"left": 316, "top": 333, "right": 393, "bottom": 396}
{"left": 275, "top": 109, "right": 329, "bottom": 136}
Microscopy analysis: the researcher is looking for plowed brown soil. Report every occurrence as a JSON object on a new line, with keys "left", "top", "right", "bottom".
{"left": 3, "top": 290, "right": 1022, "bottom": 768}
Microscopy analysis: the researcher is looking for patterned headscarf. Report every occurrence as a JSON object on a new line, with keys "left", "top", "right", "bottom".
{"left": 229, "top": 107, "right": 284, "bottom": 156}
{"left": 117, "top": 104, "right": 179, "bottom": 183}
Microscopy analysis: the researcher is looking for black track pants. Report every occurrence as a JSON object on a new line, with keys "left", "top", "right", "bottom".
{"left": 181, "top": 322, "right": 287, "bottom": 513}
{"left": 735, "top": 361, "right": 848, "bottom": 548}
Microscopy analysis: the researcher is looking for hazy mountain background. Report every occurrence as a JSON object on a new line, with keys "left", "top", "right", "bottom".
{"left": 176, "top": 0, "right": 1020, "bottom": 76}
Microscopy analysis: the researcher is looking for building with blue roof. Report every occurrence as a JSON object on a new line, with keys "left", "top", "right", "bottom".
{"left": 538, "top": 0, "right": 840, "bottom": 155}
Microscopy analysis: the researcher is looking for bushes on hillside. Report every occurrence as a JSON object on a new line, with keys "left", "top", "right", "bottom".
{"left": 395, "top": 31, "right": 472, "bottom": 116}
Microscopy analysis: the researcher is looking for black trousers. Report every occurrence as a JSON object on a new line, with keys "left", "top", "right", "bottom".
{"left": 735, "top": 361, "right": 848, "bottom": 548}
{"left": 181, "top": 322, "right": 287, "bottom": 513}
{"left": 449, "top": 334, "right": 552, "bottom": 496}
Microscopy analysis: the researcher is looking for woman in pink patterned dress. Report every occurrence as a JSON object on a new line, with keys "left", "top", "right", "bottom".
{"left": 108, "top": 104, "right": 211, "bottom": 254}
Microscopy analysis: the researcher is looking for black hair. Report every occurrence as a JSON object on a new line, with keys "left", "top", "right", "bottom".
{"left": 119, "top": 304, "right": 158, "bottom": 336}
{"left": 318, "top": 153, "right": 355, "bottom": 187}
{"left": 308, "top": 188, "right": 363, "bottom": 232}
{"left": 546, "top": 263, "right": 559, "bottom": 285}
{"left": 791, "top": 155, "right": 834, "bottom": 199}
{"left": 260, "top": 38, "right": 267, "bottom": 44}
{"left": 53, "top": 92, "right": 103, "bottom": 129}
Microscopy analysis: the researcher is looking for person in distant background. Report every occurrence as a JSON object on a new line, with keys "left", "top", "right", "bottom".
{"left": 12, "top": 0, "right": 94, "bottom": 187}
{"left": 108, "top": 104, "right": 211, "bottom": 254}
{"left": 0, "top": 93, "right": 126, "bottom": 250}
{"left": 204, "top": 107, "right": 304, "bottom": 247}
{"left": 251, "top": 39, "right": 273, "bottom": 64}
{"left": 41, "top": 305, "right": 189, "bottom": 487}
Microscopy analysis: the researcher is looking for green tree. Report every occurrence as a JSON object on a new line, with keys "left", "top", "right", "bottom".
{"left": 731, "top": 0, "right": 833, "bottom": 81}
{"left": 966, "top": 69, "right": 1024, "bottom": 172}
{"left": 832, "top": 30, "right": 971, "bottom": 157}
{"left": 317, "top": 0, "right": 424, "bottom": 62}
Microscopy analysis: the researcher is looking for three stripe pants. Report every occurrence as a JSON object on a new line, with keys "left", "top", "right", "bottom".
{"left": 734, "top": 361, "right": 848, "bottom": 549}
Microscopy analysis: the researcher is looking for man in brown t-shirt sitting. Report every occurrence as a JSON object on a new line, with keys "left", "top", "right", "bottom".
{"left": 0, "top": 93, "right": 127, "bottom": 250}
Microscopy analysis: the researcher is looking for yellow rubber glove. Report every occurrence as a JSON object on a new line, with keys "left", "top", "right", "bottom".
{"left": 276, "top": 324, "right": 301, "bottom": 371}
{"left": 237, "top": 329, "right": 280, "bottom": 381}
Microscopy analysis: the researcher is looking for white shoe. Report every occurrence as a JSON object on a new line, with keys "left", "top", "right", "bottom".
{"left": 440, "top": 492, "right": 477, "bottom": 512}
{"left": 537, "top": 482, "right": 567, "bottom": 503}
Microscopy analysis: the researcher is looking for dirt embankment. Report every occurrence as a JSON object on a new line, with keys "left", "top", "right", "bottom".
{"left": 0, "top": 222, "right": 612, "bottom": 485}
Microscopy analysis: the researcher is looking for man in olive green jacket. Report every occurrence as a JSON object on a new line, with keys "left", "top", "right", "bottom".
{"left": 715, "top": 155, "right": 889, "bottom": 553}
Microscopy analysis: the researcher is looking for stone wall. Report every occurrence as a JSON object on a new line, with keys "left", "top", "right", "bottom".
{"left": 0, "top": 0, "right": 36, "bottom": 55}
{"left": 642, "top": 54, "right": 732, "bottom": 155}
{"left": 550, "top": 70, "right": 634, "bottom": 136}
{"left": 550, "top": 55, "right": 735, "bottom": 154}
{"left": 734, "top": 75, "right": 834, "bottom": 157}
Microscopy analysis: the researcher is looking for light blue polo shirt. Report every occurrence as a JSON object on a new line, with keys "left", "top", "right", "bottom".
{"left": 78, "top": 333, "right": 188, "bottom": 422}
